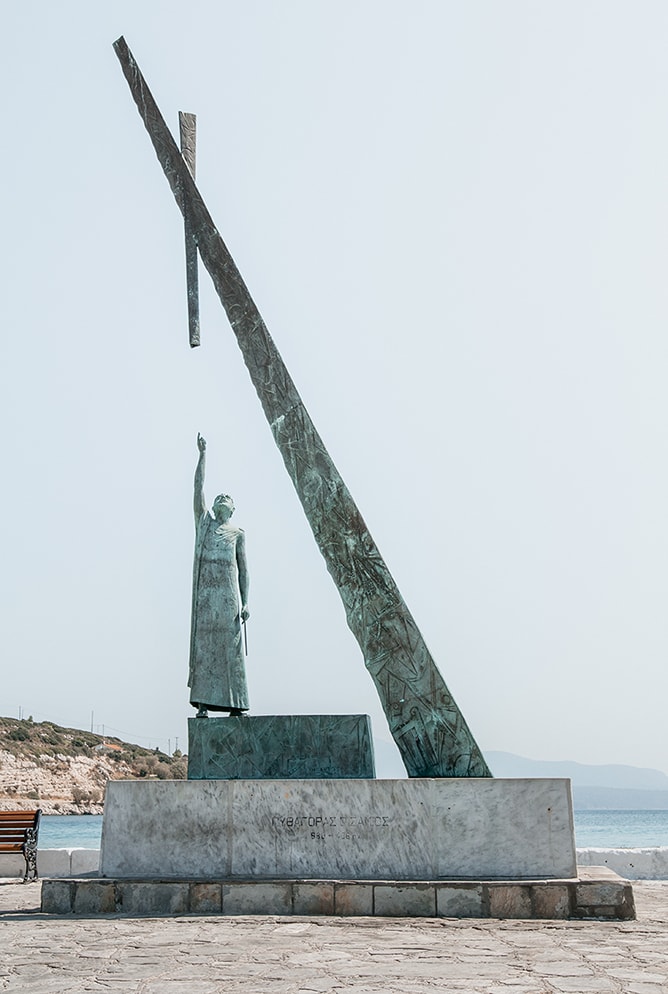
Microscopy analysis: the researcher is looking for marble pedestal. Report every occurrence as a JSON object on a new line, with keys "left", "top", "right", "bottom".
{"left": 100, "top": 777, "right": 577, "bottom": 881}
{"left": 44, "top": 778, "right": 636, "bottom": 919}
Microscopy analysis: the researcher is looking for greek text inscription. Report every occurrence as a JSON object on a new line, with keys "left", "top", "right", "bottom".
{"left": 272, "top": 814, "right": 391, "bottom": 831}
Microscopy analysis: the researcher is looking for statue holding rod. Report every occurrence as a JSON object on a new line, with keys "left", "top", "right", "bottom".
{"left": 188, "top": 433, "right": 250, "bottom": 716}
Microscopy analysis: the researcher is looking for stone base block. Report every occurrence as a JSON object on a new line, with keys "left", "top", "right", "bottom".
{"left": 572, "top": 866, "right": 637, "bottom": 919}
{"left": 100, "top": 777, "right": 576, "bottom": 880}
{"left": 187, "top": 714, "right": 375, "bottom": 780}
{"left": 41, "top": 867, "right": 635, "bottom": 920}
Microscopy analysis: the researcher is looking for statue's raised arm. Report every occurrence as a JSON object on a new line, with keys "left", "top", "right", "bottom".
{"left": 194, "top": 433, "right": 207, "bottom": 525}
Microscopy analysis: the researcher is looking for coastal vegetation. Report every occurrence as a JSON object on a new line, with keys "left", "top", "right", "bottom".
{"left": 0, "top": 716, "right": 187, "bottom": 814}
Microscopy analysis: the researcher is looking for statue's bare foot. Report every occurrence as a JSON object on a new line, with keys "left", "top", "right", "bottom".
{"left": 195, "top": 705, "right": 208, "bottom": 718}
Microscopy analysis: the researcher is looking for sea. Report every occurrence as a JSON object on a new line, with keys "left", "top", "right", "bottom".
{"left": 38, "top": 810, "right": 668, "bottom": 850}
{"left": 573, "top": 810, "right": 668, "bottom": 849}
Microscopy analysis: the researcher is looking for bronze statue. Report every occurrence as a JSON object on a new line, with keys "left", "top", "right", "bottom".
{"left": 115, "top": 37, "right": 490, "bottom": 776}
{"left": 188, "top": 434, "right": 250, "bottom": 716}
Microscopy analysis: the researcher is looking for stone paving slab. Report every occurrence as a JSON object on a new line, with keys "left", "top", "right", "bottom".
{"left": 1, "top": 878, "right": 667, "bottom": 992}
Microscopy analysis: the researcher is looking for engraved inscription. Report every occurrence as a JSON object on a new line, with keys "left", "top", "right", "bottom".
{"left": 271, "top": 813, "right": 392, "bottom": 842}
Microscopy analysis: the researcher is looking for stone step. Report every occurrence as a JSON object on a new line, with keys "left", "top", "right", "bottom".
{"left": 42, "top": 867, "right": 634, "bottom": 920}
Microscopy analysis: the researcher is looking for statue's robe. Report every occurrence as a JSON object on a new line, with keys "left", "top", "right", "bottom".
{"left": 188, "top": 513, "right": 249, "bottom": 711}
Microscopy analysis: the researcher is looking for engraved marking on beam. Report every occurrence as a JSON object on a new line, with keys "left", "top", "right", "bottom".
{"left": 179, "top": 111, "right": 200, "bottom": 348}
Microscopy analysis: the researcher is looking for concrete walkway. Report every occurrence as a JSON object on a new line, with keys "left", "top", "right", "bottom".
{"left": 1, "top": 878, "right": 667, "bottom": 993}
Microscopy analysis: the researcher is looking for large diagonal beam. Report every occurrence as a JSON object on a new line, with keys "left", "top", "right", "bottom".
{"left": 113, "top": 36, "right": 491, "bottom": 778}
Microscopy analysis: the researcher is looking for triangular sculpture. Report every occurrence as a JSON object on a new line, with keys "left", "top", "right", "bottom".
{"left": 114, "top": 37, "right": 491, "bottom": 778}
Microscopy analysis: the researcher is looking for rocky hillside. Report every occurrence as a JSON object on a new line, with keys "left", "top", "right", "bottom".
{"left": 0, "top": 717, "right": 187, "bottom": 814}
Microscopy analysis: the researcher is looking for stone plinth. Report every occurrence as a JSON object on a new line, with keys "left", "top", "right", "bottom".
{"left": 187, "top": 714, "right": 375, "bottom": 780}
{"left": 41, "top": 867, "right": 635, "bottom": 920}
{"left": 100, "top": 777, "right": 576, "bottom": 880}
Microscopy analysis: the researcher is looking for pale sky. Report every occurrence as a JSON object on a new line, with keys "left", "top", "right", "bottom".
{"left": 2, "top": 2, "right": 667, "bottom": 777}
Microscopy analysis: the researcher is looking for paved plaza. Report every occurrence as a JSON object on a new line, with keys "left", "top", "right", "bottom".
{"left": 0, "top": 878, "right": 667, "bottom": 993}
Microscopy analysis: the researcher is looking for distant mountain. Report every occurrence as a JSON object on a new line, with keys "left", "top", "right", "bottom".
{"left": 569, "top": 786, "right": 668, "bottom": 810}
{"left": 487, "top": 751, "right": 668, "bottom": 790}
{"left": 487, "top": 751, "right": 668, "bottom": 810}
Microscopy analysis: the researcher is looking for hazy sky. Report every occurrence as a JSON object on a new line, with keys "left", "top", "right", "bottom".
{"left": 2, "top": 2, "right": 667, "bottom": 776}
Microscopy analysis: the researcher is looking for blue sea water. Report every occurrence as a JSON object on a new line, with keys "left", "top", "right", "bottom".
{"left": 38, "top": 810, "right": 668, "bottom": 850}
{"left": 573, "top": 810, "right": 668, "bottom": 849}
{"left": 40, "top": 815, "right": 103, "bottom": 849}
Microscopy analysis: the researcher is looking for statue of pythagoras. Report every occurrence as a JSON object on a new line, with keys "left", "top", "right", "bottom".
{"left": 188, "top": 433, "right": 250, "bottom": 716}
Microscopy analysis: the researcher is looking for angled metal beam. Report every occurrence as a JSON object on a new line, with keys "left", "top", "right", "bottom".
{"left": 113, "top": 36, "right": 491, "bottom": 778}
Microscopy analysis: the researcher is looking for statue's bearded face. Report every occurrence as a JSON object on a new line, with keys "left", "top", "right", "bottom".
{"left": 213, "top": 494, "right": 235, "bottom": 520}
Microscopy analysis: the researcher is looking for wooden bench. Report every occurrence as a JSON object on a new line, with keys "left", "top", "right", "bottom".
{"left": 0, "top": 810, "right": 41, "bottom": 882}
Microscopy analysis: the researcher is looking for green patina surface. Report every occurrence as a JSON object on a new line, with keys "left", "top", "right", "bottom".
{"left": 188, "top": 435, "right": 250, "bottom": 715}
{"left": 187, "top": 714, "right": 375, "bottom": 780}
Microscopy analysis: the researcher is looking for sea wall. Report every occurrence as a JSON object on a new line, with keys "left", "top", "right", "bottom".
{"left": 2, "top": 849, "right": 99, "bottom": 879}
{"left": 577, "top": 847, "right": 668, "bottom": 880}
{"left": 5, "top": 847, "right": 668, "bottom": 881}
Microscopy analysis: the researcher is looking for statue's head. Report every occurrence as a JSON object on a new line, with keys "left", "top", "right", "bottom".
{"left": 212, "top": 493, "right": 235, "bottom": 521}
